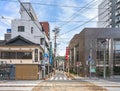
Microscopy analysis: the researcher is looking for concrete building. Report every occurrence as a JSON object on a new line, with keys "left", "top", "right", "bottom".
{"left": 98, "top": 0, "right": 120, "bottom": 28}
{"left": 11, "top": 2, "right": 49, "bottom": 54}
{"left": 69, "top": 28, "right": 120, "bottom": 78}
{"left": 0, "top": 2, "right": 50, "bottom": 80}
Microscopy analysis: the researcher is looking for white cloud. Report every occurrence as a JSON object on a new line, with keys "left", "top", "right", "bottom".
{"left": 57, "top": 0, "right": 79, "bottom": 21}
{"left": 0, "top": 25, "right": 8, "bottom": 40}
{"left": 81, "top": 0, "right": 103, "bottom": 20}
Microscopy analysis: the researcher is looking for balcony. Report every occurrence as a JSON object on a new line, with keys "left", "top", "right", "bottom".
{"left": 116, "top": 0, "right": 120, "bottom": 4}
{"left": 115, "top": 16, "right": 120, "bottom": 23}
{"left": 116, "top": 4, "right": 120, "bottom": 10}
{"left": 115, "top": 10, "right": 120, "bottom": 16}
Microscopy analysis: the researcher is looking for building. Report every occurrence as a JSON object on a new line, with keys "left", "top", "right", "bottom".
{"left": 12, "top": 2, "right": 49, "bottom": 52}
{"left": 98, "top": 0, "right": 120, "bottom": 28}
{"left": 69, "top": 28, "right": 120, "bottom": 78}
{"left": 0, "top": 35, "right": 43, "bottom": 80}
{"left": 0, "top": 2, "right": 50, "bottom": 80}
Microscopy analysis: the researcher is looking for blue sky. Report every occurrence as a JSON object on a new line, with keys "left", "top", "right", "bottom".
{"left": 0, "top": 0, "right": 103, "bottom": 56}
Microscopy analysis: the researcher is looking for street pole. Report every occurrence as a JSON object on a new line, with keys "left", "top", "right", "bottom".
{"left": 44, "top": 37, "right": 46, "bottom": 79}
{"left": 53, "top": 27, "right": 59, "bottom": 72}
{"left": 68, "top": 59, "right": 69, "bottom": 77}
{"left": 54, "top": 32, "right": 56, "bottom": 69}
{"left": 103, "top": 42, "right": 106, "bottom": 79}
{"left": 89, "top": 42, "right": 92, "bottom": 79}
{"left": 63, "top": 60, "right": 64, "bottom": 73}
{"left": 77, "top": 65, "right": 78, "bottom": 77}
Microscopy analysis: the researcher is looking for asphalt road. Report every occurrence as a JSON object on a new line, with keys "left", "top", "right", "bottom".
{"left": 0, "top": 80, "right": 42, "bottom": 91}
{"left": 0, "top": 71, "right": 119, "bottom": 91}
{"left": 49, "top": 71, "right": 70, "bottom": 81}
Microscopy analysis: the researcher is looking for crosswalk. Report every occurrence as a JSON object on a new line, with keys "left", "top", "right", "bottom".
{"left": 50, "top": 77, "right": 70, "bottom": 80}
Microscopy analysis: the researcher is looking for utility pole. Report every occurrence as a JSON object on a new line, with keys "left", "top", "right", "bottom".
{"left": 89, "top": 42, "right": 92, "bottom": 79}
{"left": 52, "top": 27, "right": 60, "bottom": 71}
{"left": 103, "top": 43, "right": 106, "bottom": 79}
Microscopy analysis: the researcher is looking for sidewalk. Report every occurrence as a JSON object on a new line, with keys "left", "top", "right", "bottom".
{"left": 67, "top": 73, "right": 120, "bottom": 91}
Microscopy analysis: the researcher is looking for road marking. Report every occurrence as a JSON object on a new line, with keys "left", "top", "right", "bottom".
{"left": 50, "top": 77, "right": 54, "bottom": 80}
{"left": 55, "top": 77, "right": 58, "bottom": 80}
{"left": 64, "top": 77, "right": 67, "bottom": 80}
{"left": 59, "top": 77, "right": 62, "bottom": 80}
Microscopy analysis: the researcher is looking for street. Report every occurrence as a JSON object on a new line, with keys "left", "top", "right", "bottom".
{"left": 32, "top": 71, "right": 107, "bottom": 91}
{"left": 0, "top": 71, "right": 119, "bottom": 91}
{"left": 49, "top": 71, "right": 70, "bottom": 81}
{"left": 0, "top": 80, "right": 41, "bottom": 91}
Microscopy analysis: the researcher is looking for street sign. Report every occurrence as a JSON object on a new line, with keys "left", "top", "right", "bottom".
{"left": 76, "top": 62, "right": 81, "bottom": 67}
{"left": 44, "top": 53, "right": 48, "bottom": 64}
{"left": 41, "top": 66, "right": 45, "bottom": 70}
{"left": 90, "top": 66, "right": 96, "bottom": 73}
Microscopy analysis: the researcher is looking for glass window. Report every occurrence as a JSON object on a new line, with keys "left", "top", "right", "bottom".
{"left": 35, "top": 49, "right": 38, "bottom": 62}
{"left": 18, "top": 26, "right": 24, "bottom": 32}
{"left": 40, "top": 52, "right": 43, "bottom": 60}
{"left": 113, "top": 39, "right": 120, "bottom": 75}
{"left": 31, "top": 27, "right": 33, "bottom": 34}
{"left": 40, "top": 38, "right": 44, "bottom": 45}
{"left": 96, "top": 38, "right": 109, "bottom": 65}
{"left": 17, "top": 52, "right": 32, "bottom": 59}
{"left": 0, "top": 51, "right": 32, "bottom": 59}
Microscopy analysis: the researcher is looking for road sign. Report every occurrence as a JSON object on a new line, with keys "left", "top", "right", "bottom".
{"left": 76, "top": 62, "right": 81, "bottom": 67}
{"left": 90, "top": 66, "right": 96, "bottom": 73}
{"left": 44, "top": 53, "right": 48, "bottom": 64}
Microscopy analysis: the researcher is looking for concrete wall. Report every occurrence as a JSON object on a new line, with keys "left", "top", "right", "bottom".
{"left": 11, "top": 20, "right": 43, "bottom": 44}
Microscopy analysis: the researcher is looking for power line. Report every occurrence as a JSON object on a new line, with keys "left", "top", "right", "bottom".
{"left": 59, "top": 8, "right": 107, "bottom": 36}
{"left": 58, "top": 0, "right": 98, "bottom": 28}
{"left": 17, "top": 0, "right": 43, "bottom": 34}
{"left": 0, "top": 0, "right": 106, "bottom": 9}
{"left": 0, "top": 19, "right": 10, "bottom": 27}
{"left": 0, "top": 17, "right": 107, "bottom": 22}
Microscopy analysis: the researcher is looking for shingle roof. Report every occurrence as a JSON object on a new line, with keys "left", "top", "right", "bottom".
{"left": 0, "top": 35, "right": 39, "bottom": 46}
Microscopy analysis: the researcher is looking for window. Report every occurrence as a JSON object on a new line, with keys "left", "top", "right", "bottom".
{"left": 40, "top": 38, "right": 44, "bottom": 45}
{"left": 18, "top": 26, "right": 24, "bottom": 32}
{"left": 31, "top": 27, "right": 33, "bottom": 34}
{"left": 17, "top": 52, "right": 32, "bottom": 59}
{"left": 0, "top": 51, "right": 32, "bottom": 59}
{"left": 40, "top": 52, "right": 43, "bottom": 60}
{"left": 113, "top": 39, "right": 120, "bottom": 75}
{"left": 34, "top": 49, "right": 38, "bottom": 62}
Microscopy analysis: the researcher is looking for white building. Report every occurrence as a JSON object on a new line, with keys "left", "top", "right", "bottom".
{"left": 0, "top": 2, "right": 50, "bottom": 80}
{"left": 12, "top": 2, "right": 49, "bottom": 54}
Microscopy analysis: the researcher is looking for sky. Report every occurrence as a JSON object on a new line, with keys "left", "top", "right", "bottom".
{"left": 0, "top": 0, "right": 103, "bottom": 56}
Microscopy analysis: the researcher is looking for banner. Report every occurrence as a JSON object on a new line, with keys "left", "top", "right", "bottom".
{"left": 65, "top": 47, "right": 69, "bottom": 61}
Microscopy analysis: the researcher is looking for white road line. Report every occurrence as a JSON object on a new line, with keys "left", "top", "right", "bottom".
{"left": 50, "top": 77, "right": 54, "bottom": 80}
{"left": 59, "top": 77, "right": 62, "bottom": 80}
{"left": 55, "top": 77, "right": 58, "bottom": 80}
{"left": 64, "top": 77, "right": 67, "bottom": 80}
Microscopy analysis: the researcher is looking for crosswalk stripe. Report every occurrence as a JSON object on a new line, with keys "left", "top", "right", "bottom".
{"left": 50, "top": 77, "right": 54, "bottom": 80}
{"left": 59, "top": 77, "right": 62, "bottom": 80}
{"left": 50, "top": 76, "right": 71, "bottom": 80}
{"left": 55, "top": 77, "right": 58, "bottom": 80}
{"left": 64, "top": 77, "right": 67, "bottom": 80}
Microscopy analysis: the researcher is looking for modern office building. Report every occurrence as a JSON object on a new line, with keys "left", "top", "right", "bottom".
{"left": 69, "top": 28, "right": 120, "bottom": 78}
{"left": 98, "top": 0, "right": 120, "bottom": 28}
